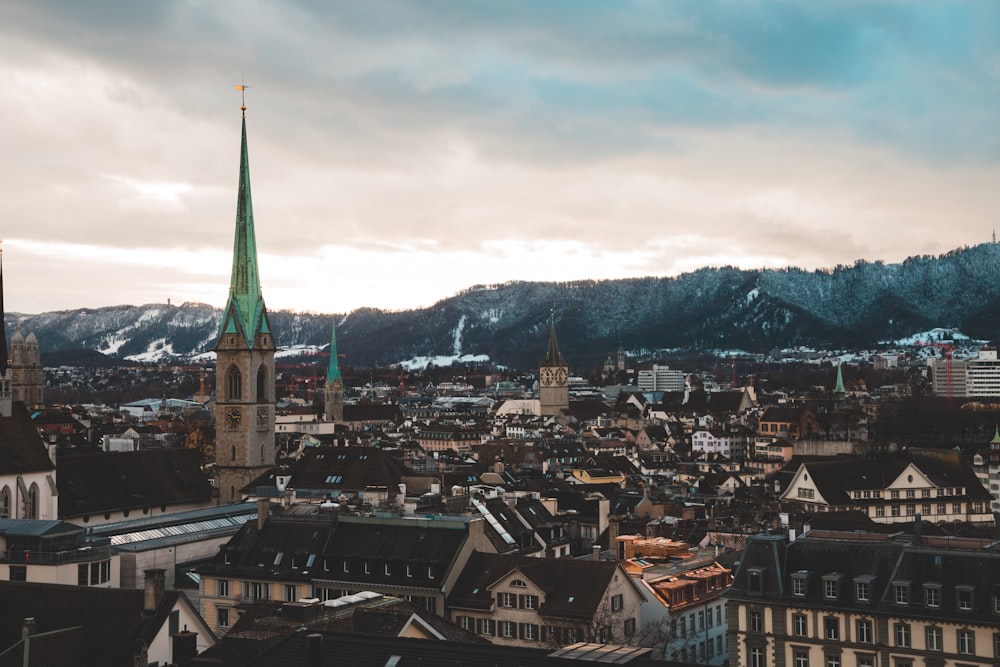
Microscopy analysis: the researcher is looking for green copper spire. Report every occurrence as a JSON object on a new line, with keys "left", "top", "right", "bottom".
{"left": 326, "top": 318, "right": 343, "bottom": 387}
{"left": 219, "top": 112, "right": 270, "bottom": 346}
{"left": 834, "top": 362, "right": 846, "bottom": 395}
{"left": 991, "top": 426, "right": 1000, "bottom": 446}
{"left": 542, "top": 311, "right": 566, "bottom": 367}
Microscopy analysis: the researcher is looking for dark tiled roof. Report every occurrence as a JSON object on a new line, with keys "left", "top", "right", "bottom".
{"left": 343, "top": 404, "right": 402, "bottom": 423}
{"left": 0, "top": 402, "right": 54, "bottom": 475}
{"left": 57, "top": 448, "right": 211, "bottom": 517}
{"left": 0, "top": 581, "right": 187, "bottom": 667}
{"left": 289, "top": 446, "right": 410, "bottom": 494}
{"left": 448, "top": 551, "right": 619, "bottom": 621}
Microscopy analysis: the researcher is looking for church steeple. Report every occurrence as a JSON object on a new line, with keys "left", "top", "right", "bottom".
{"left": 0, "top": 244, "right": 8, "bottom": 376}
{"left": 213, "top": 101, "right": 277, "bottom": 505}
{"left": 324, "top": 318, "right": 344, "bottom": 423}
{"left": 833, "top": 361, "right": 846, "bottom": 410}
{"left": 541, "top": 313, "right": 566, "bottom": 368}
{"left": 218, "top": 113, "right": 270, "bottom": 348}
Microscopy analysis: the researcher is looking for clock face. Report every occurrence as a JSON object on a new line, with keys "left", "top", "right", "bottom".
{"left": 226, "top": 407, "right": 242, "bottom": 428}
{"left": 555, "top": 368, "right": 568, "bottom": 385}
{"left": 256, "top": 406, "right": 268, "bottom": 426}
{"left": 540, "top": 368, "right": 554, "bottom": 386}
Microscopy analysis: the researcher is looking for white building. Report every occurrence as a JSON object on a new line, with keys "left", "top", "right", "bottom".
{"left": 930, "top": 347, "right": 1000, "bottom": 398}
{"left": 637, "top": 365, "right": 685, "bottom": 392}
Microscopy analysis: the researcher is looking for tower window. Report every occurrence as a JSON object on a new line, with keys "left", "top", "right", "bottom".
{"left": 227, "top": 366, "right": 242, "bottom": 401}
{"left": 257, "top": 366, "right": 267, "bottom": 402}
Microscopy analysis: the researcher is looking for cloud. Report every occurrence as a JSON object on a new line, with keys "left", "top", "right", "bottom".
{"left": 0, "top": 1, "right": 997, "bottom": 314}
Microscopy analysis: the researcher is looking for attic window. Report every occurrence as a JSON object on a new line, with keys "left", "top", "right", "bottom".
{"left": 273, "top": 552, "right": 283, "bottom": 566}
{"left": 511, "top": 579, "right": 527, "bottom": 588}
{"left": 747, "top": 567, "right": 765, "bottom": 594}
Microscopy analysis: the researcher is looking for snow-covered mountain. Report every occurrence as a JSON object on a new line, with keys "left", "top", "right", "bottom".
{"left": 10, "top": 243, "right": 1000, "bottom": 369}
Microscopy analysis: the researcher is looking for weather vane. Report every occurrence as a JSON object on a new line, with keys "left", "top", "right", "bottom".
{"left": 235, "top": 75, "right": 250, "bottom": 115}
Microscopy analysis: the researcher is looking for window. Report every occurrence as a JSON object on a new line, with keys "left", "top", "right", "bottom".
{"left": 791, "top": 572, "right": 809, "bottom": 596}
{"left": 994, "top": 594, "right": 1000, "bottom": 614}
{"left": 993, "top": 632, "right": 1000, "bottom": 658}
{"left": 891, "top": 505, "right": 901, "bottom": 517}
{"left": 26, "top": 484, "right": 38, "bottom": 520}
{"left": 611, "top": 593, "right": 623, "bottom": 611}
{"left": 926, "top": 626, "right": 942, "bottom": 651}
{"left": 458, "top": 616, "right": 473, "bottom": 632}
{"left": 824, "top": 617, "right": 839, "bottom": 640}
{"left": 958, "top": 628, "right": 975, "bottom": 654}
{"left": 922, "top": 503, "right": 931, "bottom": 515}
{"left": 825, "top": 655, "right": 840, "bottom": 667}
{"left": 894, "top": 582, "right": 910, "bottom": 604}
{"left": 857, "top": 657, "right": 874, "bottom": 667}
{"left": 498, "top": 592, "right": 516, "bottom": 608}
{"left": 0, "top": 486, "right": 9, "bottom": 519}
{"left": 478, "top": 618, "right": 495, "bottom": 636}
{"left": 521, "top": 594, "right": 539, "bottom": 609}
{"left": 823, "top": 576, "right": 839, "bottom": 599}
{"left": 243, "top": 581, "right": 269, "bottom": 601}
{"left": 521, "top": 623, "right": 539, "bottom": 641}
{"left": 227, "top": 366, "right": 242, "bottom": 401}
{"left": 792, "top": 613, "right": 807, "bottom": 637}
{"left": 284, "top": 584, "right": 297, "bottom": 602}
{"left": 856, "top": 619, "right": 873, "bottom": 643}
{"left": 750, "top": 648, "right": 765, "bottom": 667}
{"left": 891, "top": 489, "right": 900, "bottom": 499}
{"left": 794, "top": 651, "right": 809, "bottom": 667}
{"left": 875, "top": 505, "right": 885, "bottom": 517}
{"left": 894, "top": 622, "right": 910, "bottom": 647}
{"left": 906, "top": 489, "right": 915, "bottom": 499}
{"left": 748, "top": 568, "right": 764, "bottom": 593}
{"left": 925, "top": 584, "right": 941, "bottom": 607}
{"left": 953, "top": 502, "right": 962, "bottom": 514}
{"left": 937, "top": 503, "right": 946, "bottom": 514}
{"left": 217, "top": 606, "right": 230, "bottom": 628}
{"left": 856, "top": 580, "right": 870, "bottom": 602}
{"left": 256, "top": 365, "right": 267, "bottom": 401}
{"left": 624, "top": 618, "right": 636, "bottom": 636}
{"left": 957, "top": 586, "right": 974, "bottom": 611}
{"left": 750, "top": 610, "right": 763, "bottom": 632}
{"left": 218, "top": 579, "right": 230, "bottom": 597}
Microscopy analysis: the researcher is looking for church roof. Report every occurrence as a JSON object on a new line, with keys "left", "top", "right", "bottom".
{"left": 217, "top": 111, "right": 271, "bottom": 348}
{"left": 0, "top": 402, "right": 55, "bottom": 475}
{"left": 540, "top": 317, "right": 565, "bottom": 368}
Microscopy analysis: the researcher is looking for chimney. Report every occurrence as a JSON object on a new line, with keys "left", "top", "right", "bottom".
{"left": 144, "top": 569, "right": 166, "bottom": 613}
{"left": 914, "top": 512, "right": 922, "bottom": 546}
{"left": 257, "top": 498, "right": 269, "bottom": 531}
{"left": 307, "top": 633, "right": 323, "bottom": 665}
{"left": 22, "top": 618, "right": 37, "bottom": 640}
{"left": 172, "top": 630, "right": 198, "bottom": 667}
{"left": 593, "top": 544, "right": 602, "bottom": 561}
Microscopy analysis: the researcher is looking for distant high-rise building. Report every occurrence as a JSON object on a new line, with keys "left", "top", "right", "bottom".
{"left": 538, "top": 316, "right": 569, "bottom": 416}
{"left": 930, "top": 348, "right": 1000, "bottom": 398}
{"left": 213, "top": 104, "right": 277, "bottom": 505}
{"left": 637, "top": 365, "right": 685, "bottom": 392}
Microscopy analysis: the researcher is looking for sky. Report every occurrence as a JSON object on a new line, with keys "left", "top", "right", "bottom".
{"left": 1, "top": 1, "right": 998, "bottom": 315}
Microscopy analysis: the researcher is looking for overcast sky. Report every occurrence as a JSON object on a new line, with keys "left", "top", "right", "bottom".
{"left": 1, "top": 1, "right": 998, "bottom": 314}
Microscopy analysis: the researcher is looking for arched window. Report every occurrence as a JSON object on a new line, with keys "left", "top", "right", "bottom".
{"left": 227, "top": 366, "right": 242, "bottom": 401}
{"left": 256, "top": 366, "right": 267, "bottom": 402}
{"left": 260, "top": 445, "right": 265, "bottom": 463}
{"left": 27, "top": 483, "right": 39, "bottom": 520}
{"left": 231, "top": 446, "right": 237, "bottom": 462}
{"left": 230, "top": 486, "right": 235, "bottom": 502}
{"left": 1, "top": 486, "right": 10, "bottom": 519}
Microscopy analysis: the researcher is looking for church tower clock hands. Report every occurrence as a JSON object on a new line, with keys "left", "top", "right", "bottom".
{"left": 213, "top": 95, "right": 277, "bottom": 505}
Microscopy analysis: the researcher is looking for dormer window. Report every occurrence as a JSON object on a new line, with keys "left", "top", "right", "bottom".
{"left": 854, "top": 575, "right": 875, "bottom": 603}
{"left": 791, "top": 571, "right": 811, "bottom": 597}
{"left": 747, "top": 567, "right": 765, "bottom": 594}
{"left": 956, "top": 585, "right": 974, "bottom": 611}
{"left": 924, "top": 583, "right": 941, "bottom": 608}
{"left": 893, "top": 580, "right": 910, "bottom": 605}
{"left": 822, "top": 574, "right": 843, "bottom": 600}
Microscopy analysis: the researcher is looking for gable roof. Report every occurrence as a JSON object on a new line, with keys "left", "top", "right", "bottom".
{"left": 448, "top": 551, "right": 620, "bottom": 621}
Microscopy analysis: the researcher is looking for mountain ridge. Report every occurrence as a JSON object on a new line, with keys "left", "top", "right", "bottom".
{"left": 9, "top": 244, "right": 1000, "bottom": 370}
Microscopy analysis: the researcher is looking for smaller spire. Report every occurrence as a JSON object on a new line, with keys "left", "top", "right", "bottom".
{"left": 542, "top": 311, "right": 566, "bottom": 367}
{"left": 991, "top": 425, "right": 1000, "bottom": 447}
{"left": 326, "top": 318, "right": 343, "bottom": 388}
{"left": 834, "top": 362, "right": 846, "bottom": 395}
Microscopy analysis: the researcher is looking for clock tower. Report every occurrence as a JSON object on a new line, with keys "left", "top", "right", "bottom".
{"left": 214, "top": 103, "right": 276, "bottom": 504}
{"left": 538, "top": 315, "right": 569, "bottom": 416}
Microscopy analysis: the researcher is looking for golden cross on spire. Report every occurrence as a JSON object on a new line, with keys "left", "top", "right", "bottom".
{"left": 235, "top": 76, "right": 250, "bottom": 115}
